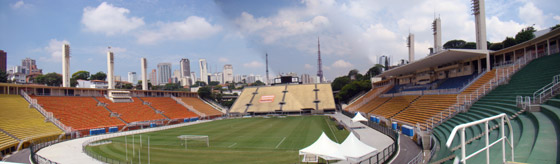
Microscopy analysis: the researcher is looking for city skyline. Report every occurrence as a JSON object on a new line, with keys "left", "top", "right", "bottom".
{"left": 1, "top": 0, "right": 559, "bottom": 81}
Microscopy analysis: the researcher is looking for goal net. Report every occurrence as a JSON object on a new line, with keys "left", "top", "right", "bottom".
{"left": 177, "top": 135, "right": 209, "bottom": 150}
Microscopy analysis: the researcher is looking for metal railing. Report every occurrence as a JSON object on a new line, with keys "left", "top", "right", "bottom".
{"left": 21, "top": 90, "right": 73, "bottom": 133}
{"left": 341, "top": 110, "right": 399, "bottom": 164}
{"left": 422, "top": 52, "right": 536, "bottom": 132}
{"left": 531, "top": 74, "right": 560, "bottom": 104}
{"left": 407, "top": 150, "right": 423, "bottom": 164}
{"left": 445, "top": 113, "right": 514, "bottom": 164}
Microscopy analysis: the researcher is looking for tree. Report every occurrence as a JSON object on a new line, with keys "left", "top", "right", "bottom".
{"left": 551, "top": 24, "right": 560, "bottom": 30}
{"left": 198, "top": 86, "right": 212, "bottom": 99}
{"left": 503, "top": 37, "right": 516, "bottom": 48}
{"left": 250, "top": 80, "right": 265, "bottom": 86}
{"left": 489, "top": 42, "right": 504, "bottom": 51}
{"left": 0, "top": 70, "right": 7, "bottom": 83}
{"left": 71, "top": 71, "right": 90, "bottom": 87}
{"left": 193, "top": 81, "right": 206, "bottom": 87}
{"left": 443, "top": 40, "right": 467, "bottom": 49}
{"left": 462, "top": 42, "right": 477, "bottom": 49}
{"left": 365, "top": 64, "right": 384, "bottom": 78}
{"left": 209, "top": 81, "right": 220, "bottom": 86}
{"left": 331, "top": 76, "right": 350, "bottom": 91}
{"left": 36, "top": 73, "right": 62, "bottom": 86}
{"left": 515, "top": 26, "right": 535, "bottom": 44}
{"left": 163, "top": 83, "right": 181, "bottom": 90}
{"left": 90, "top": 71, "right": 107, "bottom": 81}
{"left": 336, "top": 80, "right": 372, "bottom": 103}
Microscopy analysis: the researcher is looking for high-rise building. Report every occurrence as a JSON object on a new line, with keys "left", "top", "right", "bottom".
{"left": 150, "top": 69, "right": 158, "bottom": 86}
{"left": 173, "top": 69, "right": 181, "bottom": 83}
{"left": 301, "top": 74, "right": 315, "bottom": 84}
{"left": 234, "top": 75, "right": 242, "bottom": 83}
{"left": 199, "top": 59, "right": 208, "bottom": 84}
{"left": 223, "top": 64, "right": 233, "bottom": 83}
{"left": 157, "top": 63, "right": 172, "bottom": 85}
{"left": 22, "top": 57, "right": 36, "bottom": 74}
{"left": 0, "top": 50, "right": 6, "bottom": 72}
{"left": 114, "top": 75, "right": 121, "bottom": 82}
{"left": 128, "top": 72, "right": 137, "bottom": 84}
{"left": 215, "top": 72, "right": 224, "bottom": 84}
{"left": 179, "top": 59, "right": 191, "bottom": 86}
{"left": 190, "top": 72, "right": 197, "bottom": 85}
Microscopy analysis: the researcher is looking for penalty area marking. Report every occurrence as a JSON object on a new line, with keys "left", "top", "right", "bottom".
{"left": 275, "top": 137, "right": 286, "bottom": 149}
{"left": 228, "top": 143, "right": 237, "bottom": 148}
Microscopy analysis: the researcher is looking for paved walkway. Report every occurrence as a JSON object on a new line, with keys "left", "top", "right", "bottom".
{"left": 36, "top": 120, "right": 211, "bottom": 164}
{"left": 329, "top": 112, "right": 394, "bottom": 164}
{"left": 3, "top": 149, "right": 31, "bottom": 164}
{"left": 391, "top": 133, "right": 423, "bottom": 164}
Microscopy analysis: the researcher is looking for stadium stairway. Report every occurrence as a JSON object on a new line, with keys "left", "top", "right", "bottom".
{"left": 430, "top": 53, "right": 560, "bottom": 164}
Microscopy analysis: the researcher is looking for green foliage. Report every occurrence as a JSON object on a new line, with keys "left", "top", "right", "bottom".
{"left": 443, "top": 40, "right": 467, "bottom": 49}
{"left": 551, "top": 24, "right": 560, "bottom": 30}
{"left": 117, "top": 83, "right": 133, "bottom": 89}
{"left": 515, "top": 26, "right": 535, "bottom": 44}
{"left": 197, "top": 86, "right": 212, "bottom": 99}
{"left": 336, "top": 80, "right": 372, "bottom": 103}
{"left": 250, "top": 80, "right": 265, "bottom": 86}
{"left": 0, "top": 70, "right": 7, "bottom": 83}
{"left": 71, "top": 70, "right": 90, "bottom": 87}
{"left": 163, "top": 83, "right": 181, "bottom": 90}
{"left": 364, "top": 64, "right": 383, "bottom": 79}
{"left": 462, "top": 42, "right": 477, "bottom": 49}
{"left": 209, "top": 81, "right": 220, "bottom": 86}
{"left": 90, "top": 71, "right": 107, "bottom": 81}
{"left": 331, "top": 76, "right": 350, "bottom": 91}
{"left": 489, "top": 42, "right": 504, "bottom": 51}
{"left": 193, "top": 81, "right": 206, "bottom": 87}
{"left": 503, "top": 37, "right": 516, "bottom": 48}
{"left": 35, "top": 73, "right": 62, "bottom": 86}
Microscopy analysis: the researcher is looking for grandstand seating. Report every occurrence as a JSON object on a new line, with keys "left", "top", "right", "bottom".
{"left": 345, "top": 86, "right": 385, "bottom": 112}
{"left": 97, "top": 97, "right": 166, "bottom": 123}
{"left": 229, "top": 87, "right": 258, "bottom": 113}
{"left": 461, "top": 70, "right": 496, "bottom": 95}
{"left": 0, "top": 95, "right": 63, "bottom": 144}
{"left": 370, "top": 95, "right": 419, "bottom": 118}
{"left": 0, "top": 132, "right": 18, "bottom": 153}
{"left": 356, "top": 97, "right": 391, "bottom": 114}
{"left": 431, "top": 53, "right": 560, "bottom": 164}
{"left": 393, "top": 94, "right": 457, "bottom": 127}
{"left": 34, "top": 96, "right": 125, "bottom": 130}
{"left": 229, "top": 84, "right": 335, "bottom": 114}
{"left": 179, "top": 97, "right": 223, "bottom": 117}
{"left": 140, "top": 97, "right": 199, "bottom": 119}
{"left": 437, "top": 74, "right": 477, "bottom": 89}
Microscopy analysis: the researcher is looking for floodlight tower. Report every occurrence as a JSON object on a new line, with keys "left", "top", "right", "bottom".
{"left": 62, "top": 44, "right": 70, "bottom": 87}
{"left": 473, "top": 0, "right": 487, "bottom": 50}
{"left": 107, "top": 48, "right": 115, "bottom": 89}
{"left": 407, "top": 33, "right": 415, "bottom": 62}
{"left": 265, "top": 53, "right": 269, "bottom": 85}
{"left": 432, "top": 17, "right": 442, "bottom": 53}
{"left": 316, "top": 37, "right": 324, "bottom": 83}
{"left": 141, "top": 58, "right": 148, "bottom": 90}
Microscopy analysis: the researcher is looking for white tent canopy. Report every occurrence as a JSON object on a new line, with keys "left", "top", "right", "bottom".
{"left": 351, "top": 113, "right": 368, "bottom": 122}
{"left": 340, "top": 132, "right": 378, "bottom": 163}
{"left": 299, "top": 132, "right": 347, "bottom": 161}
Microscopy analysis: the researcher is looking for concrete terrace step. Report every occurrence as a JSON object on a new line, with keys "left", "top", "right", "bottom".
{"left": 526, "top": 112, "right": 558, "bottom": 164}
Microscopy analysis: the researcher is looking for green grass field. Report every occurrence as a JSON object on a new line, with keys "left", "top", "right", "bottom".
{"left": 86, "top": 116, "right": 349, "bottom": 164}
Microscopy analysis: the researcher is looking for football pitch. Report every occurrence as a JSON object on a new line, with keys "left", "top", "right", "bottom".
{"left": 86, "top": 115, "right": 350, "bottom": 164}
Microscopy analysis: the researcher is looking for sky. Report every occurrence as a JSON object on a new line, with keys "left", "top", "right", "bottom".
{"left": 1, "top": 0, "right": 559, "bottom": 81}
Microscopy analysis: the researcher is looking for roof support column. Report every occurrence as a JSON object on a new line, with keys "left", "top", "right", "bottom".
{"left": 513, "top": 50, "right": 516, "bottom": 63}
{"left": 503, "top": 53, "right": 506, "bottom": 64}
{"left": 486, "top": 52, "right": 491, "bottom": 71}
{"left": 478, "top": 58, "right": 482, "bottom": 74}
{"left": 547, "top": 39, "right": 550, "bottom": 56}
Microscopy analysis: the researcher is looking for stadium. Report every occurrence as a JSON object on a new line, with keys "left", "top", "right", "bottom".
{"left": 1, "top": 0, "right": 560, "bottom": 164}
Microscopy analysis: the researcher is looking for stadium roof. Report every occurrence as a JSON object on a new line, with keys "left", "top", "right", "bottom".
{"left": 379, "top": 49, "right": 490, "bottom": 77}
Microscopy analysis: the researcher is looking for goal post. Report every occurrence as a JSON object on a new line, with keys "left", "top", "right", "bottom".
{"left": 177, "top": 135, "right": 209, "bottom": 150}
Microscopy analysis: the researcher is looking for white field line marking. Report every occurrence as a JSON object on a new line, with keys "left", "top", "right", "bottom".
{"left": 324, "top": 118, "right": 339, "bottom": 142}
{"left": 228, "top": 143, "right": 237, "bottom": 148}
{"left": 275, "top": 137, "right": 287, "bottom": 149}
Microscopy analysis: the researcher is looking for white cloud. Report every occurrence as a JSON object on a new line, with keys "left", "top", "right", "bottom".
{"left": 137, "top": 16, "right": 222, "bottom": 44}
{"left": 243, "top": 61, "right": 264, "bottom": 68}
{"left": 518, "top": 2, "right": 545, "bottom": 27}
{"left": 554, "top": 15, "right": 560, "bottom": 22}
{"left": 40, "top": 39, "right": 70, "bottom": 62}
{"left": 81, "top": 2, "right": 145, "bottom": 35}
{"left": 218, "top": 57, "right": 229, "bottom": 63}
{"left": 332, "top": 60, "right": 352, "bottom": 68}
{"left": 486, "top": 16, "right": 526, "bottom": 42}
{"left": 11, "top": 0, "right": 25, "bottom": 9}
{"left": 304, "top": 64, "right": 314, "bottom": 69}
